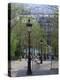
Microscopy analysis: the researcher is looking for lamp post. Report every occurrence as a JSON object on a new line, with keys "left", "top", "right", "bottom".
{"left": 40, "top": 40, "right": 43, "bottom": 64}
{"left": 26, "top": 19, "right": 32, "bottom": 75}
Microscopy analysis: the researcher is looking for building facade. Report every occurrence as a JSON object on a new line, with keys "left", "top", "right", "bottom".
{"left": 37, "top": 14, "right": 54, "bottom": 46}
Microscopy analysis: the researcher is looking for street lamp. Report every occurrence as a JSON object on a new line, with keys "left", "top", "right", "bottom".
{"left": 26, "top": 19, "right": 32, "bottom": 75}
{"left": 40, "top": 40, "right": 43, "bottom": 64}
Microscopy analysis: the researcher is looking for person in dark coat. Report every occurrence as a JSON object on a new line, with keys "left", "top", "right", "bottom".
{"left": 38, "top": 53, "right": 42, "bottom": 64}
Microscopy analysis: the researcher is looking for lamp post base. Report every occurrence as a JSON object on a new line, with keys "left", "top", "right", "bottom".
{"left": 27, "top": 69, "right": 32, "bottom": 75}
{"left": 27, "top": 58, "right": 32, "bottom": 75}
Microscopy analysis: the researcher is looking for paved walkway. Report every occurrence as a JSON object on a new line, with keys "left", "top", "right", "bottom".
{"left": 11, "top": 59, "right": 58, "bottom": 77}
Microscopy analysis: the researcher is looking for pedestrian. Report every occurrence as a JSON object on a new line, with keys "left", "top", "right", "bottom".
{"left": 40, "top": 55, "right": 42, "bottom": 64}
{"left": 38, "top": 54, "right": 41, "bottom": 63}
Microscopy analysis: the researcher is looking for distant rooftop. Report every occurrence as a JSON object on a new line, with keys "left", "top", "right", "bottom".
{"left": 12, "top": 3, "right": 58, "bottom": 15}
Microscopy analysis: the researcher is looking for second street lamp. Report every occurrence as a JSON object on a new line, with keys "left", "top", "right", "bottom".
{"left": 40, "top": 40, "right": 43, "bottom": 64}
{"left": 26, "top": 19, "right": 32, "bottom": 75}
